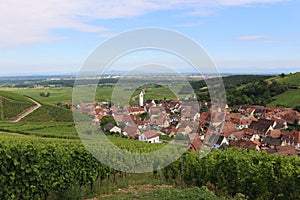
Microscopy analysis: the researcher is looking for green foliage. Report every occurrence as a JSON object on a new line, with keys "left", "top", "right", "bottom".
{"left": 0, "top": 90, "right": 34, "bottom": 103}
{"left": 100, "top": 116, "right": 116, "bottom": 127}
{"left": 159, "top": 134, "right": 172, "bottom": 141}
{"left": 21, "top": 104, "right": 74, "bottom": 122}
{"left": 227, "top": 80, "right": 288, "bottom": 106}
{"left": 0, "top": 122, "right": 78, "bottom": 138}
{"left": 7, "top": 88, "right": 72, "bottom": 105}
{"left": 275, "top": 72, "right": 300, "bottom": 87}
{"left": 200, "top": 104, "right": 208, "bottom": 113}
{"left": 39, "top": 92, "right": 50, "bottom": 97}
{"left": 268, "top": 89, "right": 300, "bottom": 108}
{"left": 0, "top": 136, "right": 107, "bottom": 200}
{"left": 0, "top": 133, "right": 299, "bottom": 200}
{"left": 163, "top": 149, "right": 300, "bottom": 200}
{"left": 0, "top": 90, "right": 35, "bottom": 120}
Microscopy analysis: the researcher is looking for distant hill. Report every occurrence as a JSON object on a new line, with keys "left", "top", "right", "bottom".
{"left": 0, "top": 90, "right": 35, "bottom": 121}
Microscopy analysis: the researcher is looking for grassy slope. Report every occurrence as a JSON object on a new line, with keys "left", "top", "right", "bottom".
{"left": 0, "top": 90, "right": 35, "bottom": 120}
{"left": 268, "top": 89, "right": 300, "bottom": 107}
{"left": 267, "top": 72, "right": 300, "bottom": 107}
{"left": 269, "top": 72, "right": 300, "bottom": 86}
{"left": 4, "top": 88, "right": 73, "bottom": 104}
{"left": 21, "top": 104, "right": 74, "bottom": 122}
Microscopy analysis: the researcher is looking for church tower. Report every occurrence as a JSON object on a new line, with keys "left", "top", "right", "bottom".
{"left": 139, "top": 90, "right": 144, "bottom": 107}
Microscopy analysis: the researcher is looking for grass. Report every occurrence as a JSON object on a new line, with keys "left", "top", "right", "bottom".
{"left": 268, "top": 89, "right": 300, "bottom": 108}
{"left": 0, "top": 122, "right": 78, "bottom": 138}
{"left": 0, "top": 90, "right": 35, "bottom": 120}
{"left": 7, "top": 84, "right": 186, "bottom": 106}
{"left": 98, "top": 185, "right": 231, "bottom": 200}
{"left": 21, "top": 104, "right": 74, "bottom": 122}
{"left": 4, "top": 88, "right": 73, "bottom": 104}
{"left": 275, "top": 72, "right": 300, "bottom": 86}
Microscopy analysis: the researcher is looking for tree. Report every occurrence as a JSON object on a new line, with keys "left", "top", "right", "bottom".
{"left": 100, "top": 116, "right": 116, "bottom": 128}
{"left": 280, "top": 73, "right": 286, "bottom": 78}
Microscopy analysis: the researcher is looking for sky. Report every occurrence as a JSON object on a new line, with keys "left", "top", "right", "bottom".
{"left": 0, "top": 0, "right": 300, "bottom": 76}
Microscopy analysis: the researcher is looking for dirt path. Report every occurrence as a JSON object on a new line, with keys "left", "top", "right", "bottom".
{"left": 86, "top": 184, "right": 170, "bottom": 200}
{"left": 12, "top": 97, "right": 41, "bottom": 122}
{"left": 0, "top": 131, "right": 28, "bottom": 137}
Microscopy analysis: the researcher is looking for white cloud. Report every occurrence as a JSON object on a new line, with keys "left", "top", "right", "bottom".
{"left": 236, "top": 35, "right": 288, "bottom": 42}
{"left": 236, "top": 35, "right": 266, "bottom": 41}
{"left": 171, "top": 22, "right": 203, "bottom": 27}
{"left": 0, "top": 0, "right": 288, "bottom": 48}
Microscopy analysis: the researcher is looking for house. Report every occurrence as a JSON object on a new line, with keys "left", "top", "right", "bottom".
{"left": 249, "top": 121, "right": 273, "bottom": 136}
{"left": 149, "top": 107, "right": 164, "bottom": 117}
{"left": 228, "top": 130, "right": 245, "bottom": 141}
{"left": 230, "top": 139, "right": 259, "bottom": 151}
{"left": 139, "top": 130, "right": 160, "bottom": 143}
{"left": 204, "top": 133, "right": 229, "bottom": 149}
{"left": 242, "top": 128, "right": 260, "bottom": 141}
{"left": 221, "top": 121, "right": 237, "bottom": 135}
{"left": 187, "top": 133, "right": 203, "bottom": 151}
{"left": 102, "top": 123, "right": 115, "bottom": 132}
{"left": 283, "top": 130, "right": 300, "bottom": 149}
{"left": 266, "top": 129, "right": 282, "bottom": 139}
{"left": 261, "top": 136, "right": 282, "bottom": 147}
{"left": 129, "top": 105, "right": 145, "bottom": 115}
{"left": 282, "top": 111, "right": 300, "bottom": 125}
{"left": 267, "top": 146, "right": 298, "bottom": 156}
{"left": 258, "top": 118, "right": 277, "bottom": 128}
{"left": 123, "top": 125, "right": 140, "bottom": 138}
{"left": 110, "top": 126, "right": 122, "bottom": 134}
{"left": 232, "top": 118, "right": 253, "bottom": 129}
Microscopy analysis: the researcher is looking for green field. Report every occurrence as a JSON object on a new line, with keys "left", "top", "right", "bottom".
{"left": 269, "top": 72, "right": 300, "bottom": 87}
{"left": 0, "top": 90, "right": 35, "bottom": 120}
{"left": 4, "top": 88, "right": 73, "bottom": 104}
{"left": 21, "top": 104, "right": 74, "bottom": 122}
{"left": 0, "top": 122, "right": 77, "bottom": 138}
{"left": 268, "top": 89, "right": 300, "bottom": 107}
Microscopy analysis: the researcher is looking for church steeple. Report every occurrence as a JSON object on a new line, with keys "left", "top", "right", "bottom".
{"left": 139, "top": 90, "right": 144, "bottom": 107}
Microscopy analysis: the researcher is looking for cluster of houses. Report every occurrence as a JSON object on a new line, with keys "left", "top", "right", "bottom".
{"left": 74, "top": 91, "right": 300, "bottom": 156}
{"left": 201, "top": 105, "right": 300, "bottom": 156}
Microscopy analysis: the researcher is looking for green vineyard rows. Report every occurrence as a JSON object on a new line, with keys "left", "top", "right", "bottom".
{"left": 0, "top": 134, "right": 299, "bottom": 200}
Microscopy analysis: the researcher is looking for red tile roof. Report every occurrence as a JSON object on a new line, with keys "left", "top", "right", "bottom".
{"left": 144, "top": 130, "right": 159, "bottom": 139}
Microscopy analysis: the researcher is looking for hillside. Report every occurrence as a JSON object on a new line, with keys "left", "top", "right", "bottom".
{"left": 267, "top": 72, "right": 300, "bottom": 108}
{"left": 0, "top": 90, "right": 35, "bottom": 121}
{"left": 21, "top": 104, "right": 74, "bottom": 122}
{"left": 268, "top": 72, "right": 300, "bottom": 87}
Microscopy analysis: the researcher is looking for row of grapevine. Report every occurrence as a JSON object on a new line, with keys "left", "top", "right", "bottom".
{"left": 0, "top": 137, "right": 111, "bottom": 200}
{"left": 1, "top": 134, "right": 299, "bottom": 199}
{"left": 163, "top": 148, "right": 300, "bottom": 200}
{"left": 0, "top": 97, "right": 34, "bottom": 120}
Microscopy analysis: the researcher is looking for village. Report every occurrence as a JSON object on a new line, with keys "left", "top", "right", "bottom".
{"left": 73, "top": 90, "right": 300, "bottom": 157}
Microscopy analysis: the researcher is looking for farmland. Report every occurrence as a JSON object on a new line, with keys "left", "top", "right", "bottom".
{"left": 0, "top": 90, "right": 35, "bottom": 121}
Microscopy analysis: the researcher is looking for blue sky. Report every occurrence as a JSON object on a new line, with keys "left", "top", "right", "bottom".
{"left": 0, "top": 0, "right": 299, "bottom": 76}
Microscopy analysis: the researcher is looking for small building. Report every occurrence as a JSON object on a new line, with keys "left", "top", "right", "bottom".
{"left": 139, "top": 130, "right": 160, "bottom": 143}
{"left": 187, "top": 133, "right": 203, "bottom": 151}
{"left": 204, "top": 133, "right": 229, "bottom": 149}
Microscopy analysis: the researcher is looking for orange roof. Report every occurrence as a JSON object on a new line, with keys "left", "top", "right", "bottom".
{"left": 144, "top": 130, "right": 159, "bottom": 139}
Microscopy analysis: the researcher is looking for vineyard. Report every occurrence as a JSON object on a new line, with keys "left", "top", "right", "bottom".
{"left": 0, "top": 122, "right": 77, "bottom": 138}
{"left": 0, "top": 133, "right": 299, "bottom": 200}
{"left": 21, "top": 104, "right": 74, "bottom": 122}
{"left": 0, "top": 91, "right": 35, "bottom": 121}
